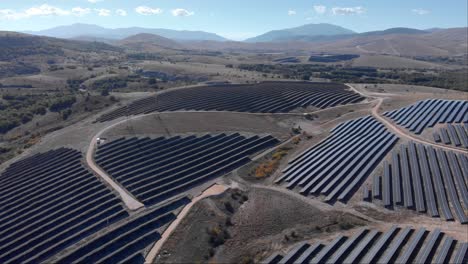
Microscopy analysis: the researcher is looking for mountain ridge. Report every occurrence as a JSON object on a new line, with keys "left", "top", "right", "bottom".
{"left": 24, "top": 23, "right": 228, "bottom": 42}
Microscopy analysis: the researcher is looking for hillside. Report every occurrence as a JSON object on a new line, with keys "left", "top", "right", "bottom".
{"left": 245, "top": 23, "right": 355, "bottom": 43}
{"left": 0, "top": 31, "right": 122, "bottom": 61}
{"left": 25, "top": 23, "right": 228, "bottom": 42}
{"left": 314, "top": 27, "right": 468, "bottom": 56}
{"left": 118, "top": 33, "right": 185, "bottom": 52}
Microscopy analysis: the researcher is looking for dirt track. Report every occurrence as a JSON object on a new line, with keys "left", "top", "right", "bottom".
{"left": 347, "top": 84, "right": 467, "bottom": 154}
{"left": 86, "top": 116, "right": 146, "bottom": 211}
{"left": 146, "top": 184, "right": 228, "bottom": 263}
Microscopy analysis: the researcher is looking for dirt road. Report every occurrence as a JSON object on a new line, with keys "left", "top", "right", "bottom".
{"left": 346, "top": 84, "right": 467, "bottom": 154}
{"left": 145, "top": 184, "right": 228, "bottom": 263}
{"left": 86, "top": 117, "right": 146, "bottom": 211}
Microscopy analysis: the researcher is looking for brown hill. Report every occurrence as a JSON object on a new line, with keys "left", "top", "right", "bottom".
{"left": 187, "top": 28, "right": 468, "bottom": 57}
{"left": 0, "top": 31, "right": 123, "bottom": 61}
{"left": 119, "top": 33, "right": 185, "bottom": 52}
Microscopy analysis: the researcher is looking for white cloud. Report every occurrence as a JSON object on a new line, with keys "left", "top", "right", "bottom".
{"left": 135, "top": 6, "right": 163, "bottom": 15}
{"left": 87, "top": 0, "right": 103, "bottom": 3}
{"left": 288, "top": 10, "right": 297, "bottom": 16}
{"left": 0, "top": 4, "right": 71, "bottom": 20}
{"left": 332, "top": 6, "right": 366, "bottom": 15}
{"left": 95, "top": 8, "right": 111, "bottom": 16}
{"left": 0, "top": 9, "right": 18, "bottom": 20}
{"left": 116, "top": 9, "right": 127, "bottom": 16}
{"left": 171, "top": 8, "right": 194, "bottom": 17}
{"left": 313, "top": 5, "right": 327, "bottom": 14}
{"left": 72, "top": 7, "right": 91, "bottom": 17}
{"left": 25, "top": 4, "right": 70, "bottom": 17}
{"left": 412, "top": 8, "right": 430, "bottom": 15}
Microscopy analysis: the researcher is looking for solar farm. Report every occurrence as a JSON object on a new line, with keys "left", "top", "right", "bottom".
{"left": 0, "top": 81, "right": 467, "bottom": 263}
{"left": 94, "top": 134, "right": 279, "bottom": 205}
{"left": 96, "top": 82, "right": 365, "bottom": 122}
{"left": 276, "top": 116, "right": 399, "bottom": 202}
{"left": 365, "top": 142, "right": 468, "bottom": 224}
{"left": 384, "top": 99, "right": 468, "bottom": 134}
{"left": 263, "top": 226, "right": 468, "bottom": 264}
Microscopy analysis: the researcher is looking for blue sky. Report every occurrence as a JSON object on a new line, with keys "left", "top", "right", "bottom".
{"left": 0, "top": 0, "right": 466, "bottom": 40}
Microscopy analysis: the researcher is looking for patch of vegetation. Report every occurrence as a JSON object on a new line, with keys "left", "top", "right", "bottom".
{"left": 309, "top": 54, "right": 360, "bottom": 62}
{"left": 238, "top": 64, "right": 468, "bottom": 91}
{"left": 253, "top": 147, "right": 289, "bottom": 179}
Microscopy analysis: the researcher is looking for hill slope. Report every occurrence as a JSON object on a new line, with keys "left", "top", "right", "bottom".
{"left": 119, "top": 33, "right": 186, "bottom": 52}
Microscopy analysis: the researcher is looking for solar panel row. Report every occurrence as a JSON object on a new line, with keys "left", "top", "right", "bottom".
{"left": 96, "top": 82, "right": 365, "bottom": 122}
{"left": 263, "top": 226, "right": 467, "bottom": 264}
{"left": 366, "top": 142, "right": 468, "bottom": 224}
{"left": 384, "top": 99, "right": 467, "bottom": 134}
{"left": 433, "top": 124, "right": 468, "bottom": 148}
{"left": 95, "top": 134, "right": 279, "bottom": 206}
{"left": 276, "top": 116, "right": 398, "bottom": 202}
{"left": 0, "top": 148, "right": 188, "bottom": 264}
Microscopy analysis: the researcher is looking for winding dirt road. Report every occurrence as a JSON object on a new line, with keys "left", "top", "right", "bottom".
{"left": 86, "top": 118, "right": 145, "bottom": 211}
{"left": 145, "top": 184, "right": 228, "bottom": 263}
{"left": 346, "top": 84, "right": 467, "bottom": 154}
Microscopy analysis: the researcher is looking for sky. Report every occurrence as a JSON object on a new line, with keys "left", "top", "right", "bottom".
{"left": 0, "top": 0, "right": 466, "bottom": 40}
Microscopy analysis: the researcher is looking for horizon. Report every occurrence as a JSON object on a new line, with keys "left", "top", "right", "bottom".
{"left": 0, "top": 0, "right": 466, "bottom": 41}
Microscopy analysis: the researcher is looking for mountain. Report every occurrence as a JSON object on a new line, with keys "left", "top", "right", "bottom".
{"left": 119, "top": 33, "right": 185, "bottom": 52}
{"left": 312, "top": 27, "right": 468, "bottom": 57}
{"left": 24, "top": 23, "right": 228, "bottom": 42}
{"left": 0, "top": 31, "right": 122, "bottom": 62}
{"left": 245, "top": 23, "right": 355, "bottom": 43}
{"left": 360, "top": 27, "right": 427, "bottom": 36}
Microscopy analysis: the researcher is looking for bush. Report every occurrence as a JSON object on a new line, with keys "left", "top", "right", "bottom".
{"left": 49, "top": 96, "right": 76, "bottom": 112}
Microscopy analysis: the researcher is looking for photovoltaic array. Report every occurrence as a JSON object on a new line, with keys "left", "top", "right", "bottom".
{"left": 433, "top": 124, "right": 468, "bottom": 148}
{"left": 0, "top": 148, "right": 187, "bottom": 264}
{"left": 366, "top": 142, "right": 468, "bottom": 224}
{"left": 276, "top": 116, "right": 398, "bottom": 202}
{"left": 384, "top": 99, "right": 468, "bottom": 134}
{"left": 96, "top": 82, "right": 365, "bottom": 122}
{"left": 95, "top": 133, "right": 279, "bottom": 205}
{"left": 263, "top": 226, "right": 468, "bottom": 264}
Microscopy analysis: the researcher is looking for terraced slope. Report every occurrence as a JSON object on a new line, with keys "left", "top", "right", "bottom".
{"left": 95, "top": 134, "right": 280, "bottom": 205}
{"left": 263, "top": 226, "right": 468, "bottom": 264}
{"left": 433, "top": 124, "right": 468, "bottom": 148}
{"left": 0, "top": 148, "right": 129, "bottom": 263}
{"left": 0, "top": 148, "right": 189, "bottom": 263}
{"left": 276, "top": 116, "right": 398, "bottom": 202}
{"left": 366, "top": 142, "right": 468, "bottom": 224}
{"left": 384, "top": 99, "right": 468, "bottom": 134}
{"left": 96, "top": 82, "right": 365, "bottom": 122}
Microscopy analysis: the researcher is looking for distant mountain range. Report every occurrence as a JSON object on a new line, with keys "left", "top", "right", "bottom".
{"left": 25, "top": 23, "right": 447, "bottom": 43}
{"left": 24, "top": 23, "right": 228, "bottom": 42}
{"left": 12, "top": 23, "right": 467, "bottom": 57}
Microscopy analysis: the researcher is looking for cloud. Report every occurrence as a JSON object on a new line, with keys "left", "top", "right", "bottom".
{"left": 116, "top": 9, "right": 127, "bottom": 16}
{"left": 288, "top": 10, "right": 296, "bottom": 16}
{"left": 0, "top": 9, "right": 18, "bottom": 20}
{"left": 0, "top": 4, "right": 71, "bottom": 20}
{"left": 313, "top": 5, "right": 327, "bottom": 14}
{"left": 95, "top": 8, "right": 111, "bottom": 16}
{"left": 332, "top": 6, "right": 366, "bottom": 15}
{"left": 72, "top": 7, "right": 91, "bottom": 17}
{"left": 135, "top": 6, "right": 163, "bottom": 15}
{"left": 171, "top": 8, "right": 194, "bottom": 17}
{"left": 87, "top": 0, "right": 103, "bottom": 3}
{"left": 412, "top": 8, "right": 430, "bottom": 15}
